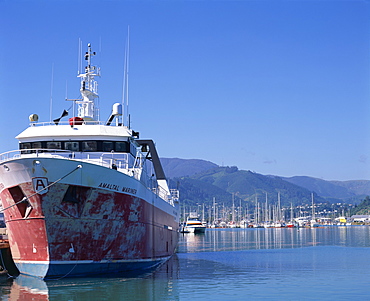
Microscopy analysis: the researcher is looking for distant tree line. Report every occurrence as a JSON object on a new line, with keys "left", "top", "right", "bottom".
{"left": 350, "top": 196, "right": 370, "bottom": 215}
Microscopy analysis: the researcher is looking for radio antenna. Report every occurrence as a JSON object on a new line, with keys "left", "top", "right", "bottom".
{"left": 49, "top": 63, "right": 54, "bottom": 123}
{"left": 78, "top": 38, "right": 82, "bottom": 75}
{"left": 122, "top": 27, "right": 130, "bottom": 126}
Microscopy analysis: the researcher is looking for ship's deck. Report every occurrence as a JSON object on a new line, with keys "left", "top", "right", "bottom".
{"left": 0, "top": 149, "right": 178, "bottom": 206}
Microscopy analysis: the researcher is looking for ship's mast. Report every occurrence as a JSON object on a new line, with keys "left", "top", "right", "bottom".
{"left": 76, "top": 43, "right": 100, "bottom": 121}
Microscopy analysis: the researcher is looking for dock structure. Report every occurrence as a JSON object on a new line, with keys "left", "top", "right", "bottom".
{"left": 0, "top": 229, "right": 19, "bottom": 277}
{"left": 0, "top": 241, "right": 9, "bottom": 250}
{"left": 0, "top": 228, "right": 9, "bottom": 251}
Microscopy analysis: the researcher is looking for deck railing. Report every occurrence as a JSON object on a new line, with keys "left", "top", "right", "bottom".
{"left": 0, "top": 149, "right": 130, "bottom": 168}
{"left": 0, "top": 149, "right": 178, "bottom": 206}
{"left": 28, "top": 120, "right": 107, "bottom": 127}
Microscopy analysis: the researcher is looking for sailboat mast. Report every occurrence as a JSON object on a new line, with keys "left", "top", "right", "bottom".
{"left": 290, "top": 202, "right": 293, "bottom": 222}
{"left": 278, "top": 192, "right": 281, "bottom": 221}
{"left": 213, "top": 197, "right": 216, "bottom": 225}
{"left": 265, "top": 192, "right": 268, "bottom": 222}
{"left": 232, "top": 193, "right": 235, "bottom": 223}
{"left": 312, "top": 193, "right": 315, "bottom": 219}
{"left": 255, "top": 194, "right": 258, "bottom": 224}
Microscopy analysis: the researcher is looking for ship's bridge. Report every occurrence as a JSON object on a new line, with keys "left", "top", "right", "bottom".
{"left": 16, "top": 123, "right": 135, "bottom": 153}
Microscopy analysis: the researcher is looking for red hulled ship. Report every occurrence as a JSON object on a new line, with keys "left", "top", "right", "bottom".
{"left": 0, "top": 43, "right": 179, "bottom": 279}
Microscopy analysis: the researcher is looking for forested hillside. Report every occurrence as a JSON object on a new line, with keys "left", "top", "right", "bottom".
{"left": 161, "top": 158, "right": 368, "bottom": 208}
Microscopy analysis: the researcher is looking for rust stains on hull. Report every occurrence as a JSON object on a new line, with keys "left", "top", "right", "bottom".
{"left": 0, "top": 181, "right": 179, "bottom": 278}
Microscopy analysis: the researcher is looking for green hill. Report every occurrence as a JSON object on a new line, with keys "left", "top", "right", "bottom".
{"left": 331, "top": 180, "right": 370, "bottom": 196}
{"left": 188, "top": 166, "right": 325, "bottom": 207}
{"left": 160, "top": 158, "right": 218, "bottom": 178}
{"left": 283, "top": 176, "right": 356, "bottom": 199}
{"left": 162, "top": 158, "right": 367, "bottom": 208}
{"left": 350, "top": 197, "right": 370, "bottom": 215}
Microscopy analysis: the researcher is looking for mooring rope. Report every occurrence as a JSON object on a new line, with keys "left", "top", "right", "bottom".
{"left": 53, "top": 262, "right": 79, "bottom": 281}
{"left": 0, "top": 164, "right": 82, "bottom": 213}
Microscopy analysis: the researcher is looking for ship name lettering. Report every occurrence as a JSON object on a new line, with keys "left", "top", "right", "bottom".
{"left": 122, "top": 187, "right": 137, "bottom": 194}
{"left": 98, "top": 182, "right": 136, "bottom": 194}
{"left": 98, "top": 182, "right": 120, "bottom": 191}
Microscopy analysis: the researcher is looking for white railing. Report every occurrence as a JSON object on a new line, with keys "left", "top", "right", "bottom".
{"left": 0, "top": 149, "right": 178, "bottom": 207}
{"left": 0, "top": 149, "right": 131, "bottom": 170}
{"left": 151, "top": 186, "right": 179, "bottom": 206}
{"left": 28, "top": 120, "right": 106, "bottom": 127}
{"left": 152, "top": 185, "right": 169, "bottom": 201}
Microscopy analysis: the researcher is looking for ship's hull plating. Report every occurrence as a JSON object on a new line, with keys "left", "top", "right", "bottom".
{"left": 0, "top": 157, "right": 179, "bottom": 279}
{"left": 15, "top": 257, "right": 169, "bottom": 279}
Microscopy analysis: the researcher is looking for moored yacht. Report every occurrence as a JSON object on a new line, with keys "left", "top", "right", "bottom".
{"left": 183, "top": 214, "right": 206, "bottom": 234}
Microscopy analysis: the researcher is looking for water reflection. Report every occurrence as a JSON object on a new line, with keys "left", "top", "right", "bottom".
{"left": 176, "top": 227, "right": 370, "bottom": 300}
{"left": 1, "top": 255, "right": 180, "bottom": 301}
{"left": 2, "top": 227, "right": 370, "bottom": 300}
{"left": 178, "top": 226, "right": 370, "bottom": 253}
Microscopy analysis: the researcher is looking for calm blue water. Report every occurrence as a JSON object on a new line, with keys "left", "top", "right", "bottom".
{"left": 1, "top": 226, "right": 370, "bottom": 300}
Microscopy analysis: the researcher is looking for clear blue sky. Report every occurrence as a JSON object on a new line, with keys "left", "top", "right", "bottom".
{"left": 1, "top": 0, "right": 369, "bottom": 181}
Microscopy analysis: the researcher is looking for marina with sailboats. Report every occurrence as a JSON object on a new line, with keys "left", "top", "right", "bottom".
{"left": 180, "top": 190, "right": 357, "bottom": 231}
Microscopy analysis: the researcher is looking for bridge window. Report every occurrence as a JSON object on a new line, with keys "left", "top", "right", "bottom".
{"left": 47, "top": 142, "right": 61, "bottom": 149}
{"left": 32, "top": 142, "right": 42, "bottom": 149}
{"left": 65, "top": 142, "right": 79, "bottom": 151}
{"left": 19, "top": 140, "right": 132, "bottom": 153}
{"left": 116, "top": 142, "right": 129, "bottom": 152}
{"left": 82, "top": 141, "right": 97, "bottom": 151}
{"left": 20, "top": 143, "right": 31, "bottom": 154}
{"left": 103, "top": 141, "right": 114, "bottom": 152}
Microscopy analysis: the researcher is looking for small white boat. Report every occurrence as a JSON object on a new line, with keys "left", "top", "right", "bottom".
{"left": 239, "top": 220, "right": 249, "bottom": 228}
{"left": 310, "top": 219, "right": 319, "bottom": 227}
{"left": 183, "top": 214, "right": 206, "bottom": 234}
